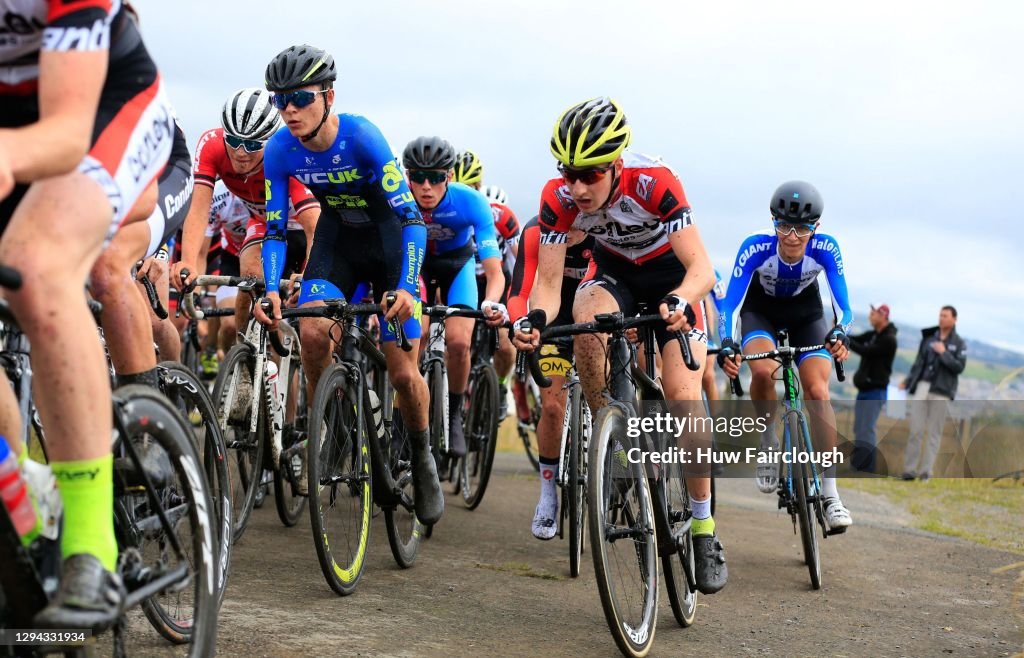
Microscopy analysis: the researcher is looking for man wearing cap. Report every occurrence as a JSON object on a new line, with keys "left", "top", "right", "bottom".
{"left": 849, "top": 304, "right": 898, "bottom": 473}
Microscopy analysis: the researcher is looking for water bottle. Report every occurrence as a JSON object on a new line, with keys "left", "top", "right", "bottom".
{"left": 265, "top": 362, "right": 284, "bottom": 465}
{"left": 0, "top": 440, "right": 36, "bottom": 539}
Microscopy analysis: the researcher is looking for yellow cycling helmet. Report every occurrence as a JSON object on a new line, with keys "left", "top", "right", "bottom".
{"left": 550, "top": 97, "right": 631, "bottom": 168}
{"left": 453, "top": 150, "right": 484, "bottom": 186}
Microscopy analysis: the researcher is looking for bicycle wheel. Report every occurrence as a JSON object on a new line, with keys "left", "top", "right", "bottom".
{"left": 274, "top": 354, "right": 307, "bottom": 526}
{"left": 568, "top": 386, "right": 587, "bottom": 578}
{"left": 791, "top": 414, "right": 822, "bottom": 590}
{"left": 425, "top": 360, "right": 447, "bottom": 476}
{"left": 461, "top": 364, "right": 499, "bottom": 510}
{"left": 514, "top": 378, "right": 542, "bottom": 472}
{"left": 661, "top": 460, "right": 698, "bottom": 627}
{"left": 380, "top": 394, "right": 424, "bottom": 568}
{"left": 112, "top": 385, "right": 217, "bottom": 657}
{"left": 588, "top": 403, "right": 657, "bottom": 658}
{"left": 157, "top": 361, "right": 232, "bottom": 608}
{"left": 307, "top": 363, "right": 371, "bottom": 596}
{"left": 211, "top": 343, "right": 265, "bottom": 543}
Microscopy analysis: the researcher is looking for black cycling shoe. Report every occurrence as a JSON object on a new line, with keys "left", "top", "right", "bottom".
{"left": 411, "top": 444, "right": 445, "bottom": 526}
{"left": 692, "top": 533, "right": 728, "bottom": 594}
{"left": 34, "top": 554, "right": 125, "bottom": 633}
{"left": 448, "top": 411, "right": 467, "bottom": 458}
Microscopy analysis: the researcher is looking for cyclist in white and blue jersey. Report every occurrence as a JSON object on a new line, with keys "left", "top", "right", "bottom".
{"left": 716, "top": 181, "right": 853, "bottom": 531}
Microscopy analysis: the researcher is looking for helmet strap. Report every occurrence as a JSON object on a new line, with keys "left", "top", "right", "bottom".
{"left": 598, "top": 172, "right": 621, "bottom": 210}
{"left": 300, "top": 95, "right": 332, "bottom": 143}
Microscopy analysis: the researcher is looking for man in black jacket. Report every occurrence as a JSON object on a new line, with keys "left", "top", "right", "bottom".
{"left": 900, "top": 305, "right": 968, "bottom": 480}
{"left": 849, "top": 303, "right": 897, "bottom": 473}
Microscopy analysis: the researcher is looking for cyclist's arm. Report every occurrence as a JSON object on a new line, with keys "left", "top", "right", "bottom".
{"left": 0, "top": 6, "right": 111, "bottom": 180}
{"left": 179, "top": 183, "right": 215, "bottom": 274}
{"left": 666, "top": 224, "right": 715, "bottom": 309}
{"left": 815, "top": 233, "right": 854, "bottom": 332}
{"left": 533, "top": 239, "right": 568, "bottom": 323}
{"left": 717, "top": 235, "right": 765, "bottom": 342}
{"left": 507, "top": 220, "right": 540, "bottom": 322}
{"left": 261, "top": 136, "right": 291, "bottom": 294}
{"left": 472, "top": 192, "right": 504, "bottom": 302}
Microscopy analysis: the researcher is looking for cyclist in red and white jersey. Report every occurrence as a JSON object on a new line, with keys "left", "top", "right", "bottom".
{"left": 203, "top": 180, "right": 252, "bottom": 357}
{"left": 0, "top": 0, "right": 177, "bottom": 629}
{"left": 513, "top": 97, "right": 727, "bottom": 594}
{"left": 171, "top": 88, "right": 319, "bottom": 333}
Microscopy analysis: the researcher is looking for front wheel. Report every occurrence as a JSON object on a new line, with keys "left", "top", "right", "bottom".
{"left": 792, "top": 414, "right": 821, "bottom": 590}
{"left": 460, "top": 364, "right": 499, "bottom": 510}
{"left": 661, "top": 461, "right": 698, "bottom": 627}
{"left": 567, "top": 386, "right": 587, "bottom": 578}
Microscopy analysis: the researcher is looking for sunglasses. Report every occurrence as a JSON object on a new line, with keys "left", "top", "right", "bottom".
{"left": 408, "top": 169, "right": 448, "bottom": 185}
{"left": 773, "top": 220, "right": 817, "bottom": 238}
{"left": 558, "top": 164, "right": 613, "bottom": 185}
{"left": 270, "top": 89, "right": 328, "bottom": 110}
{"left": 224, "top": 135, "right": 266, "bottom": 153}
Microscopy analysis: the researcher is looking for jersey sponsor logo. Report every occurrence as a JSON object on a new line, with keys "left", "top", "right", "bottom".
{"left": 636, "top": 174, "right": 655, "bottom": 201}
{"left": 585, "top": 217, "right": 662, "bottom": 240}
{"left": 554, "top": 184, "right": 575, "bottom": 210}
{"left": 128, "top": 107, "right": 173, "bottom": 184}
{"left": 2, "top": 12, "right": 45, "bottom": 38}
{"left": 425, "top": 223, "right": 457, "bottom": 241}
{"left": 305, "top": 156, "right": 315, "bottom": 166}
{"left": 163, "top": 174, "right": 194, "bottom": 219}
{"left": 539, "top": 231, "right": 568, "bottom": 246}
{"left": 266, "top": 210, "right": 282, "bottom": 221}
{"left": 619, "top": 200, "right": 633, "bottom": 214}
{"left": 264, "top": 178, "right": 272, "bottom": 201}
{"left": 325, "top": 193, "right": 368, "bottom": 209}
{"left": 490, "top": 206, "right": 502, "bottom": 223}
{"left": 479, "top": 238, "right": 498, "bottom": 251}
{"left": 666, "top": 209, "right": 694, "bottom": 234}
{"left": 41, "top": 18, "right": 110, "bottom": 52}
{"left": 293, "top": 170, "right": 363, "bottom": 186}
{"left": 381, "top": 160, "right": 403, "bottom": 193}
{"left": 563, "top": 266, "right": 589, "bottom": 279}
{"left": 810, "top": 237, "right": 844, "bottom": 275}
{"left": 332, "top": 154, "right": 341, "bottom": 164}
{"left": 735, "top": 239, "right": 773, "bottom": 275}
{"left": 388, "top": 191, "right": 414, "bottom": 208}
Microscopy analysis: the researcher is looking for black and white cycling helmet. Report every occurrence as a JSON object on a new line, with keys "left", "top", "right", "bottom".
{"left": 221, "top": 88, "right": 281, "bottom": 141}
{"left": 482, "top": 185, "right": 508, "bottom": 205}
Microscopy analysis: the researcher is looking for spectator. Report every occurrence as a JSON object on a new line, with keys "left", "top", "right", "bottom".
{"left": 900, "top": 305, "right": 967, "bottom": 481}
{"left": 849, "top": 303, "right": 897, "bottom": 473}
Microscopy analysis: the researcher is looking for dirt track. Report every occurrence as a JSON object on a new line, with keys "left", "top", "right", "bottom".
{"left": 127, "top": 452, "right": 1022, "bottom": 657}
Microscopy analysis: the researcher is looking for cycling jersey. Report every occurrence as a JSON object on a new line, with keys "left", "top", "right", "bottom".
{"left": 205, "top": 181, "right": 250, "bottom": 256}
{"left": 538, "top": 152, "right": 694, "bottom": 265}
{"left": 143, "top": 123, "right": 193, "bottom": 257}
{"left": 718, "top": 231, "right": 854, "bottom": 343}
{"left": 508, "top": 216, "right": 594, "bottom": 326}
{"left": 262, "top": 113, "right": 425, "bottom": 299}
{"left": 423, "top": 183, "right": 500, "bottom": 260}
{"left": 192, "top": 127, "right": 315, "bottom": 230}
{"left": 1, "top": 0, "right": 176, "bottom": 234}
{"left": 474, "top": 201, "right": 520, "bottom": 277}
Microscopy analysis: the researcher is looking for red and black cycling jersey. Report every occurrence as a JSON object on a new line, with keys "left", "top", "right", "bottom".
{"left": 508, "top": 215, "right": 595, "bottom": 325}
{"left": 537, "top": 152, "right": 695, "bottom": 266}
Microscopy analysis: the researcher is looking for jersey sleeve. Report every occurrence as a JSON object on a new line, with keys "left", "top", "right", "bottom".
{"left": 43, "top": 0, "right": 114, "bottom": 52}
{"left": 192, "top": 129, "right": 222, "bottom": 190}
{"left": 631, "top": 166, "right": 694, "bottom": 234}
{"left": 494, "top": 204, "right": 521, "bottom": 242}
{"left": 537, "top": 178, "right": 577, "bottom": 245}
{"left": 718, "top": 234, "right": 770, "bottom": 342}
{"left": 260, "top": 133, "right": 291, "bottom": 292}
{"left": 507, "top": 218, "right": 540, "bottom": 322}
{"left": 812, "top": 234, "right": 854, "bottom": 332}
{"left": 470, "top": 191, "right": 501, "bottom": 262}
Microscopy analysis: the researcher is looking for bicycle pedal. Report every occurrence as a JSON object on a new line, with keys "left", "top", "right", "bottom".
{"left": 825, "top": 525, "right": 848, "bottom": 536}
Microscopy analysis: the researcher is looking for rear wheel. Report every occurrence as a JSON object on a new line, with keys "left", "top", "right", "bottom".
{"left": 381, "top": 397, "right": 424, "bottom": 568}
{"left": 274, "top": 354, "right": 307, "bottom": 526}
{"left": 514, "top": 378, "right": 542, "bottom": 472}
{"left": 460, "top": 364, "right": 499, "bottom": 509}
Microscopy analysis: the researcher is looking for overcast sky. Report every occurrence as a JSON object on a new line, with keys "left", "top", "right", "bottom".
{"left": 139, "top": 0, "right": 1023, "bottom": 349}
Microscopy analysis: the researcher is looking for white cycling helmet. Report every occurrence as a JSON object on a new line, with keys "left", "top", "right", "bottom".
{"left": 482, "top": 184, "right": 508, "bottom": 205}
{"left": 221, "top": 88, "right": 281, "bottom": 141}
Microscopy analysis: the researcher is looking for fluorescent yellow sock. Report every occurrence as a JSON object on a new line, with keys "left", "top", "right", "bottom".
{"left": 691, "top": 517, "right": 716, "bottom": 537}
{"left": 51, "top": 455, "right": 118, "bottom": 571}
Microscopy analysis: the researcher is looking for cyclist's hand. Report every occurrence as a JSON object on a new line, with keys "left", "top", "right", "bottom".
{"left": 254, "top": 293, "right": 281, "bottom": 330}
{"left": 716, "top": 337, "right": 742, "bottom": 379}
{"left": 625, "top": 327, "right": 640, "bottom": 344}
{"left": 171, "top": 261, "right": 196, "bottom": 291}
{"left": 511, "top": 317, "right": 540, "bottom": 352}
{"left": 481, "top": 300, "right": 509, "bottom": 327}
{"left": 284, "top": 274, "right": 302, "bottom": 308}
{"left": 135, "top": 256, "right": 165, "bottom": 283}
{"left": 826, "top": 328, "right": 850, "bottom": 362}
{"left": 659, "top": 293, "right": 696, "bottom": 333}
{"left": 382, "top": 288, "right": 416, "bottom": 322}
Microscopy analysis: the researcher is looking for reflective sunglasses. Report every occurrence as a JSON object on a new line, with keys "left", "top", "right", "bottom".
{"left": 558, "top": 164, "right": 613, "bottom": 185}
{"left": 773, "top": 220, "right": 817, "bottom": 238}
{"left": 408, "top": 169, "right": 448, "bottom": 185}
{"left": 270, "top": 89, "right": 328, "bottom": 110}
{"left": 224, "top": 135, "right": 266, "bottom": 153}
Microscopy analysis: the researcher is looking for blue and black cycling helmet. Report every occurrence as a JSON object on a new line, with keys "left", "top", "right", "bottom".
{"left": 265, "top": 44, "right": 336, "bottom": 92}
{"left": 769, "top": 181, "right": 824, "bottom": 222}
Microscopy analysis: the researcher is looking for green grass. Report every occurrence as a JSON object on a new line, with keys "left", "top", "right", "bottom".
{"left": 844, "top": 477, "right": 1024, "bottom": 554}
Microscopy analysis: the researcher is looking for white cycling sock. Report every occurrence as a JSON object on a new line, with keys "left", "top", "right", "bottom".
{"left": 822, "top": 477, "right": 839, "bottom": 500}
{"left": 538, "top": 461, "right": 558, "bottom": 513}
{"left": 690, "top": 495, "right": 712, "bottom": 521}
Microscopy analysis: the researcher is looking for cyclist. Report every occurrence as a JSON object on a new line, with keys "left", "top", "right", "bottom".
{"left": 403, "top": 137, "right": 507, "bottom": 457}
{"left": 1, "top": 0, "right": 177, "bottom": 629}
{"left": 253, "top": 44, "right": 443, "bottom": 524}
{"left": 202, "top": 180, "right": 253, "bottom": 359}
{"left": 170, "top": 88, "right": 319, "bottom": 339}
{"left": 508, "top": 216, "right": 594, "bottom": 539}
{"left": 512, "top": 97, "right": 727, "bottom": 594}
{"left": 715, "top": 180, "right": 853, "bottom": 531}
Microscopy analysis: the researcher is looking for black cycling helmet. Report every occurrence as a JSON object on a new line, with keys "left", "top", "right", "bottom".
{"left": 769, "top": 181, "right": 824, "bottom": 222}
{"left": 402, "top": 136, "right": 457, "bottom": 170}
{"left": 265, "top": 44, "right": 336, "bottom": 92}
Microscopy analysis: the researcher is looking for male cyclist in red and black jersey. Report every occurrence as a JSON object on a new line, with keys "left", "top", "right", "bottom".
{"left": 512, "top": 97, "right": 727, "bottom": 594}
{"left": 1, "top": 0, "right": 177, "bottom": 629}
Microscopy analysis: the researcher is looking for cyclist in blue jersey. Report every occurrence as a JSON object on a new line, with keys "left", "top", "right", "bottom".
{"left": 253, "top": 44, "right": 443, "bottom": 525}
{"left": 716, "top": 181, "right": 853, "bottom": 531}
{"left": 402, "top": 137, "right": 507, "bottom": 457}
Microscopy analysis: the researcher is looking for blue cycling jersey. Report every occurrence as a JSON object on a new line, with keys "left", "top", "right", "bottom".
{"left": 261, "top": 113, "right": 425, "bottom": 295}
{"left": 422, "top": 183, "right": 500, "bottom": 260}
{"left": 718, "top": 231, "right": 853, "bottom": 341}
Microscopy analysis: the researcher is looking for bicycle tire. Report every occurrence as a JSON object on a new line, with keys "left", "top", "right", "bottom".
{"left": 661, "top": 460, "right": 698, "bottom": 627}
{"left": 567, "top": 385, "right": 586, "bottom": 578}
{"left": 426, "top": 360, "right": 447, "bottom": 476}
{"left": 112, "top": 385, "right": 217, "bottom": 657}
{"left": 791, "top": 414, "right": 822, "bottom": 590}
{"left": 211, "top": 343, "right": 265, "bottom": 543}
{"left": 274, "top": 354, "right": 307, "bottom": 527}
{"left": 516, "top": 379, "right": 542, "bottom": 472}
{"left": 460, "top": 364, "right": 499, "bottom": 510}
{"left": 157, "top": 361, "right": 233, "bottom": 608}
{"left": 588, "top": 403, "right": 658, "bottom": 658}
{"left": 307, "top": 363, "right": 371, "bottom": 596}
{"left": 379, "top": 388, "right": 424, "bottom": 568}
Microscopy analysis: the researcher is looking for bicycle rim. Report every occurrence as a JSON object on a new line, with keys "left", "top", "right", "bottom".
{"left": 587, "top": 404, "right": 657, "bottom": 657}
{"left": 792, "top": 416, "right": 822, "bottom": 589}
{"left": 461, "top": 365, "right": 499, "bottom": 509}
{"left": 274, "top": 355, "right": 307, "bottom": 527}
{"left": 661, "top": 461, "right": 698, "bottom": 627}
{"left": 568, "top": 387, "right": 586, "bottom": 578}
